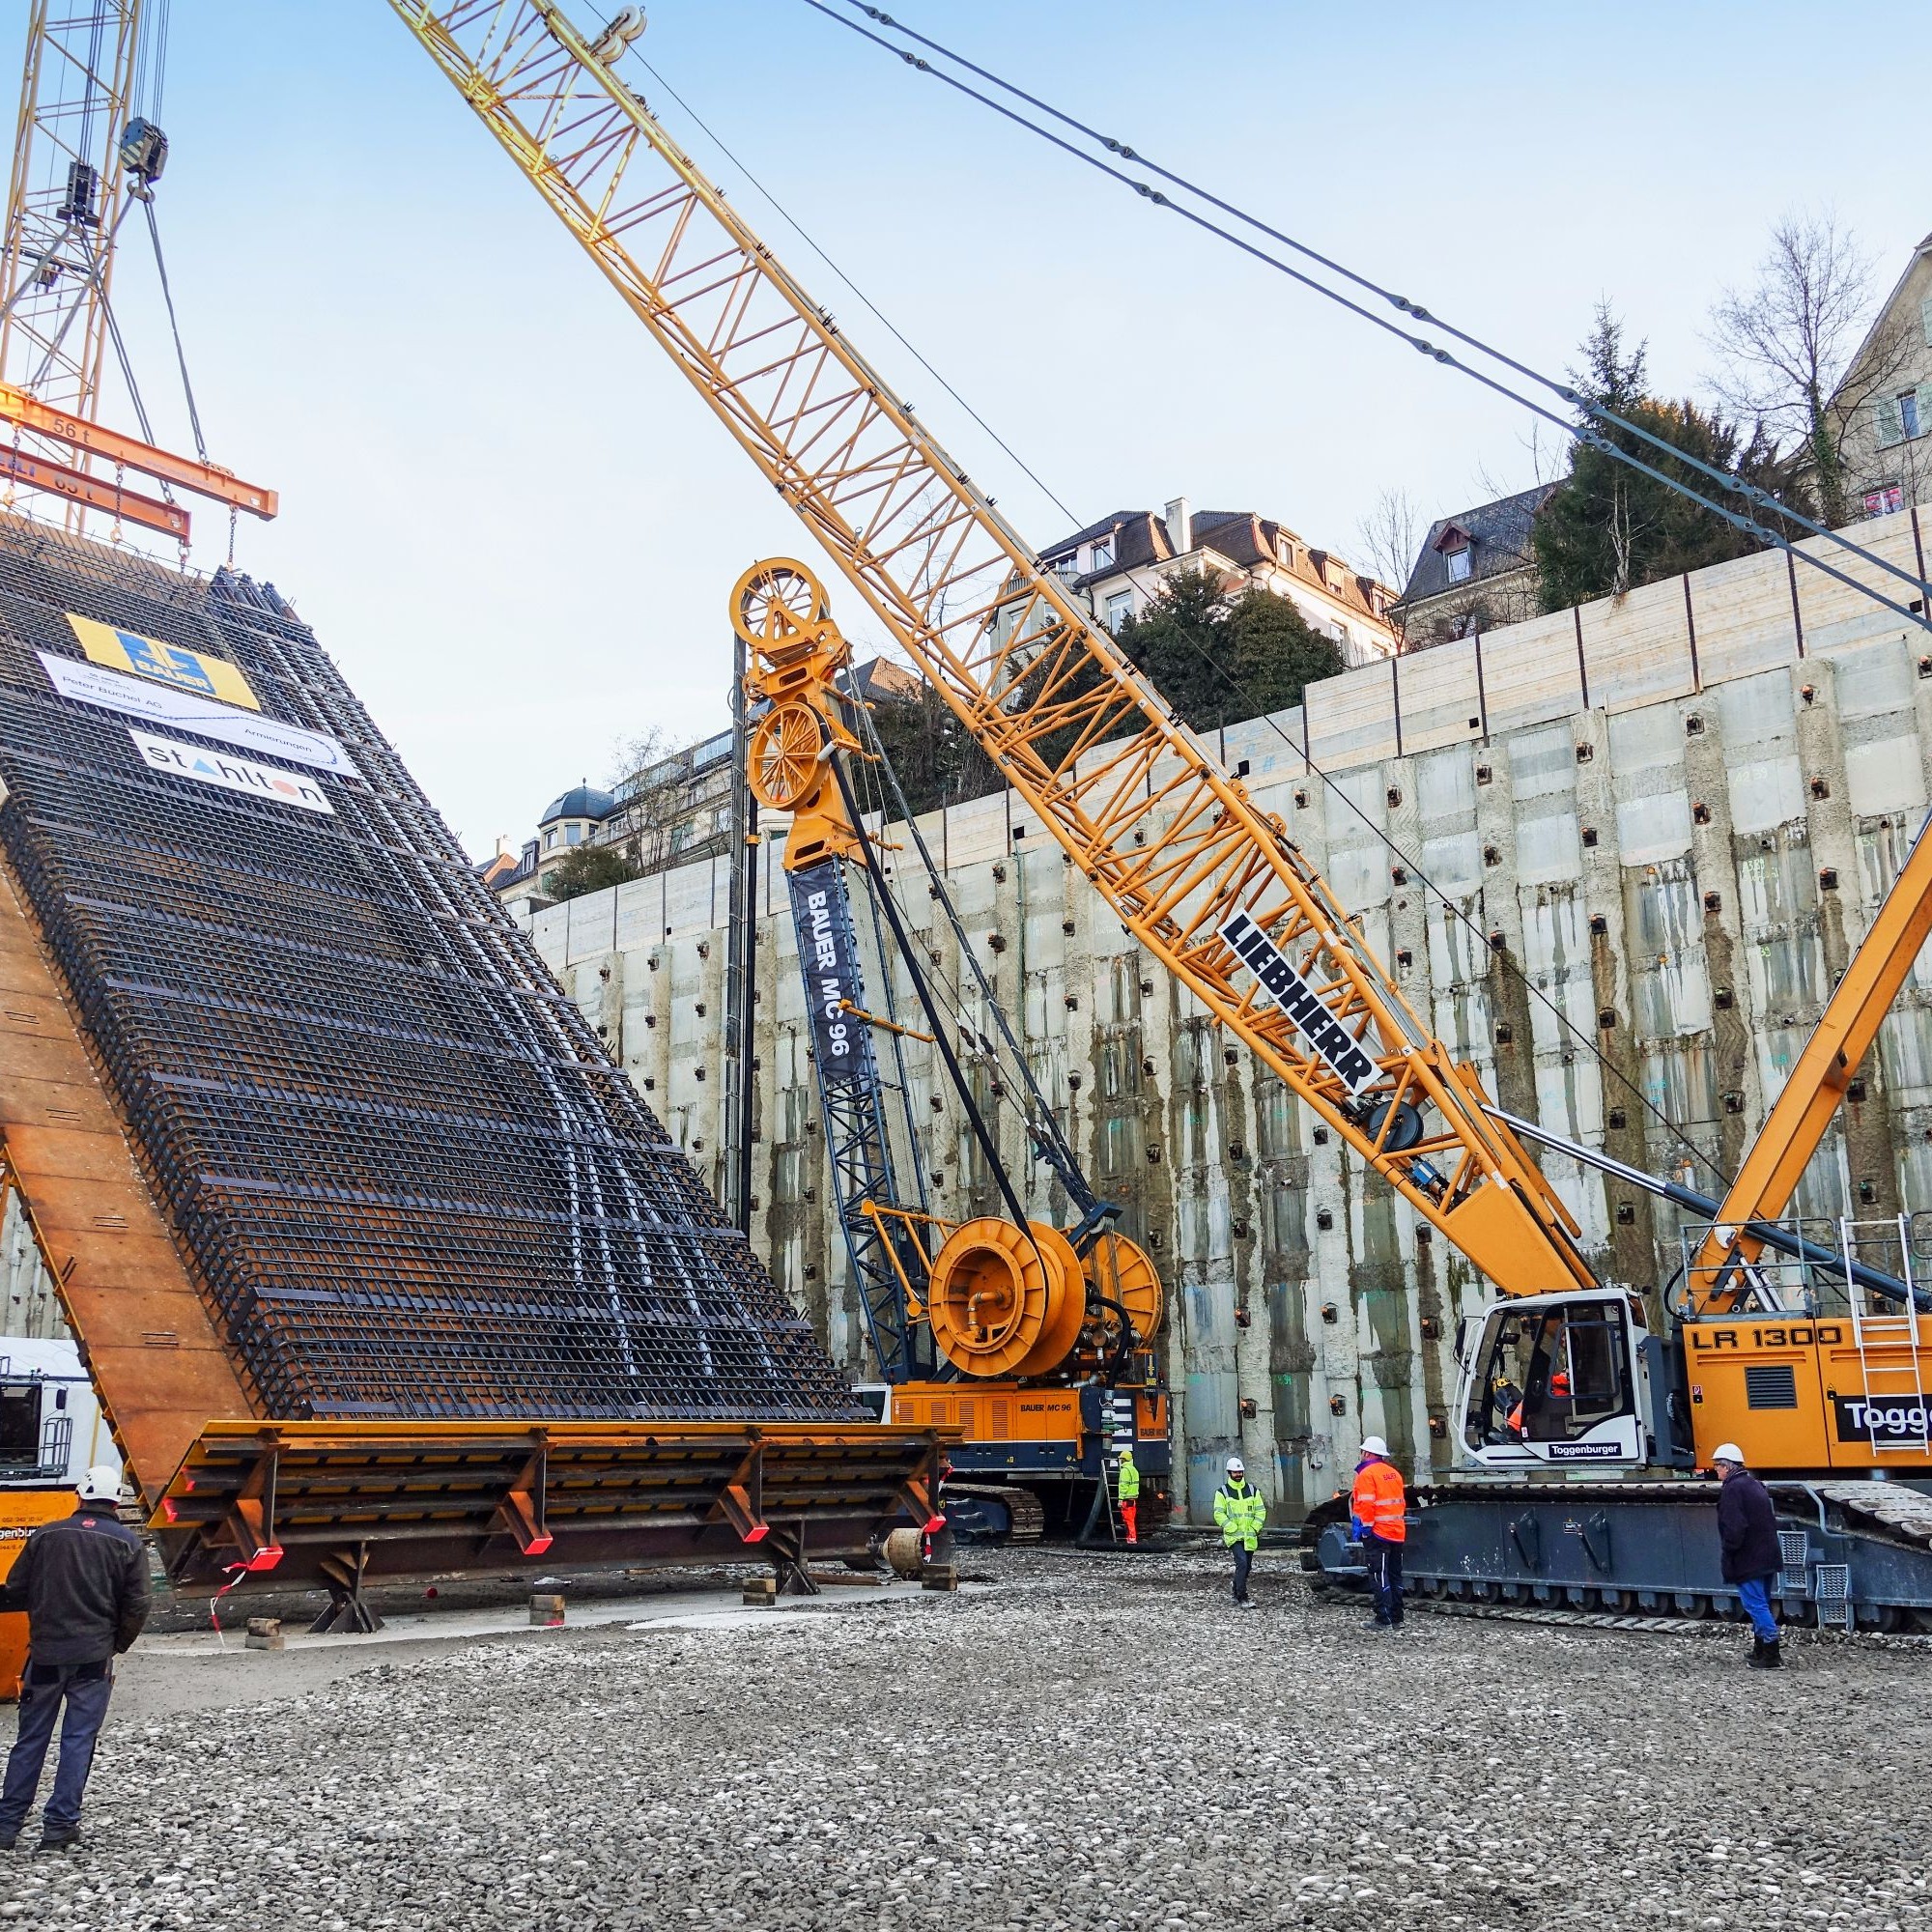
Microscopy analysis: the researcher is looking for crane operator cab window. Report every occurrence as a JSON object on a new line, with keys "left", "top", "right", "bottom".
{"left": 1456, "top": 1290, "right": 1646, "bottom": 1468}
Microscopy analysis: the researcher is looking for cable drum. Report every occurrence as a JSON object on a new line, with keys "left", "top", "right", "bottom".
{"left": 928, "top": 1218, "right": 1086, "bottom": 1378}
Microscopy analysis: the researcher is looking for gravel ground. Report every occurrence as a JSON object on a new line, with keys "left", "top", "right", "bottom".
{"left": 2, "top": 1542, "right": 1928, "bottom": 1930}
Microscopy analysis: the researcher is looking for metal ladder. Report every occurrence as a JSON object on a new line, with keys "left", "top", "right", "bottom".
{"left": 1842, "top": 1214, "right": 1932, "bottom": 1457}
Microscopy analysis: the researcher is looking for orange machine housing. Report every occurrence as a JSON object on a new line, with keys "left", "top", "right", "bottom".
{"left": 0, "top": 1490, "right": 79, "bottom": 1699}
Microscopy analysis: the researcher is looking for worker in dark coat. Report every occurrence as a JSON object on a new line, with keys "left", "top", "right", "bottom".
{"left": 0, "top": 1465, "right": 150, "bottom": 1852}
{"left": 1712, "top": 1443, "right": 1782, "bottom": 1669}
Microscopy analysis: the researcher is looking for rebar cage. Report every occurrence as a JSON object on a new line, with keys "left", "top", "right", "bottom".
{"left": 0, "top": 512, "right": 865, "bottom": 1427}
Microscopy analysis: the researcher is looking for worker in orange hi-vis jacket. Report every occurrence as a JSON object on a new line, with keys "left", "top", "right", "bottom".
{"left": 1350, "top": 1436, "right": 1407, "bottom": 1632}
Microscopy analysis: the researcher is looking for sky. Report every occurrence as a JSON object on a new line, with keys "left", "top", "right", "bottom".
{"left": 9, "top": 1, "right": 1929, "bottom": 858}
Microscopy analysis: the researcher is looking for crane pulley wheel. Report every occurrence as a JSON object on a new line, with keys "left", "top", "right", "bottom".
{"left": 928, "top": 1218, "right": 1087, "bottom": 1379}
{"left": 748, "top": 701, "right": 825, "bottom": 812}
{"left": 731, "top": 556, "right": 829, "bottom": 650}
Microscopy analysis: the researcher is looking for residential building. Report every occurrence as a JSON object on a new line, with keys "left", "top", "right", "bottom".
{"left": 1395, "top": 483, "right": 1557, "bottom": 645}
{"left": 1035, "top": 497, "right": 1399, "bottom": 667}
{"left": 1833, "top": 230, "right": 1932, "bottom": 521}
{"left": 489, "top": 657, "right": 918, "bottom": 912}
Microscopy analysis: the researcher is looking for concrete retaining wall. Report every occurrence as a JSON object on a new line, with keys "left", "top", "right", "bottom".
{"left": 524, "top": 503, "right": 1932, "bottom": 1522}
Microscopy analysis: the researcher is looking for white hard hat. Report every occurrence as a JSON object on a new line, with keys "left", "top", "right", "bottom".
{"left": 1225, "top": 1455, "right": 1245, "bottom": 1474}
{"left": 76, "top": 1463, "right": 121, "bottom": 1503}
{"left": 1360, "top": 1435, "right": 1389, "bottom": 1458}
{"left": 1711, "top": 1443, "right": 1746, "bottom": 1466}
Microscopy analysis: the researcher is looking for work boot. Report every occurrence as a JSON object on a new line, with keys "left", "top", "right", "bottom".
{"left": 1760, "top": 1639, "right": 1782, "bottom": 1670}
{"left": 0, "top": 1826, "right": 16, "bottom": 1852}
{"left": 36, "top": 1825, "right": 79, "bottom": 1854}
{"left": 1747, "top": 1635, "right": 1767, "bottom": 1667}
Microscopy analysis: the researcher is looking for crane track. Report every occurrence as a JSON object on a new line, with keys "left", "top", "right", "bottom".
{"left": 944, "top": 1483, "right": 1046, "bottom": 1543}
{"left": 1301, "top": 1477, "right": 1932, "bottom": 1635}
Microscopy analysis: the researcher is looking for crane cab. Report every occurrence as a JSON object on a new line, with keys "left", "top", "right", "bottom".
{"left": 1453, "top": 1289, "right": 1653, "bottom": 1471}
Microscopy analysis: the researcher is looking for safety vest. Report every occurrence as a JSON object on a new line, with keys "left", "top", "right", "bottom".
{"left": 1213, "top": 1478, "right": 1265, "bottom": 1549}
{"left": 1350, "top": 1457, "right": 1406, "bottom": 1544}
{"left": 1116, "top": 1456, "right": 1141, "bottom": 1502}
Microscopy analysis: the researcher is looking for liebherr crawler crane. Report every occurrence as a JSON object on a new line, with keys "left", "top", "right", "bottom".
{"left": 387, "top": 0, "right": 1932, "bottom": 1628}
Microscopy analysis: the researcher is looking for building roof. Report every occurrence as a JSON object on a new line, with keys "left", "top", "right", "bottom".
{"left": 1037, "top": 506, "right": 1391, "bottom": 625}
{"left": 538, "top": 783, "right": 618, "bottom": 826}
{"left": 1832, "top": 230, "right": 1932, "bottom": 403}
{"left": 1399, "top": 484, "right": 1559, "bottom": 607}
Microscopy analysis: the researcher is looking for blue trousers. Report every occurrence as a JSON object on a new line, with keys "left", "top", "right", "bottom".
{"left": 1365, "top": 1535, "right": 1405, "bottom": 1626}
{"left": 0, "top": 1658, "right": 114, "bottom": 1833}
{"left": 1230, "top": 1544, "right": 1253, "bottom": 1603}
{"left": 1736, "top": 1576, "right": 1779, "bottom": 1641}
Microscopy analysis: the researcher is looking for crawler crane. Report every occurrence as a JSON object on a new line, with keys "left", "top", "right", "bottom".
{"left": 387, "top": 0, "right": 1932, "bottom": 1627}
{"left": 734, "top": 557, "right": 1167, "bottom": 1541}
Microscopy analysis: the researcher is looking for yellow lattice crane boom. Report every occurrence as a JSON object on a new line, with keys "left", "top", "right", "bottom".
{"left": 389, "top": 0, "right": 1593, "bottom": 1301}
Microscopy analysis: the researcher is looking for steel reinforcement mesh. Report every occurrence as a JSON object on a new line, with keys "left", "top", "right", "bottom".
{"left": 0, "top": 514, "right": 862, "bottom": 1422}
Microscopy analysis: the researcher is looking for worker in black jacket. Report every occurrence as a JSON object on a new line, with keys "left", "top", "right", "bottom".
{"left": 1712, "top": 1443, "right": 1782, "bottom": 1670}
{"left": 0, "top": 1464, "right": 150, "bottom": 1852}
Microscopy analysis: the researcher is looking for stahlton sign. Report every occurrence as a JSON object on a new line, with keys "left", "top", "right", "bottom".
{"left": 1220, "top": 910, "right": 1378, "bottom": 1096}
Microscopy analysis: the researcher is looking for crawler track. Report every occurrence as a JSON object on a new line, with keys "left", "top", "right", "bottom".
{"left": 1302, "top": 1477, "right": 1932, "bottom": 1634}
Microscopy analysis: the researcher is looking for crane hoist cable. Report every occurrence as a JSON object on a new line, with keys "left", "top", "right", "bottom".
{"left": 612, "top": 28, "right": 1724, "bottom": 1192}
{"left": 802, "top": 0, "right": 1932, "bottom": 635}
{"left": 843, "top": 666, "right": 1101, "bottom": 1219}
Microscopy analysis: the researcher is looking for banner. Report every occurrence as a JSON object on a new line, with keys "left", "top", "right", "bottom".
{"left": 128, "top": 729, "right": 334, "bottom": 815}
{"left": 1220, "top": 909, "right": 1378, "bottom": 1095}
{"left": 789, "top": 859, "right": 867, "bottom": 1084}
{"left": 39, "top": 652, "right": 357, "bottom": 776}
{"left": 1835, "top": 1395, "right": 1932, "bottom": 1446}
{"left": 68, "top": 612, "right": 260, "bottom": 711}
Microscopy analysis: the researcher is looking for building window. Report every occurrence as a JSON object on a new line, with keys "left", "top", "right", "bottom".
{"left": 566, "top": 823, "right": 582, "bottom": 846}
{"left": 1090, "top": 538, "right": 1114, "bottom": 572}
{"left": 1445, "top": 545, "right": 1473, "bottom": 583}
{"left": 1879, "top": 389, "right": 1926, "bottom": 447}
{"left": 1105, "top": 590, "right": 1133, "bottom": 633}
{"left": 1865, "top": 484, "right": 1906, "bottom": 519}
{"left": 544, "top": 828, "right": 558, "bottom": 850}
{"left": 1051, "top": 553, "right": 1079, "bottom": 581}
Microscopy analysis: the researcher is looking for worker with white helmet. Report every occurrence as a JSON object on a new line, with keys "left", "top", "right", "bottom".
{"left": 1211, "top": 1454, "right": 1266, "bottom": 1606}
{"left": 1350, "top": 1435, "right": 1408, "bottom": 1631}
{"left": 0, "top": 1464, "right": 148, "bottom": 1853}
{"left": 1711, "top": 1443, "right": 1782, "bottom": 1669}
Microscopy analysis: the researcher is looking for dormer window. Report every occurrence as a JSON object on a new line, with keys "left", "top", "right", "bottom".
{"left": 1090, "top": 537, "right": 1114, "bottom": 572}
{"left": 1051, "top": 553, "right": 1079, "bottom": 581}
{"left": 1445, "top": 544, "right": 1472, "bottom": 583}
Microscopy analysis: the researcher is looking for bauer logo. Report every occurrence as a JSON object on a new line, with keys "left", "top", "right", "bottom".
{"left": 1834, "top": 1396, "right": 1932, "bottom": 1445}
{"left": 68, "top": 612, "right": 261, "bottom": 711}
{"left": 1219, "top": 909, "right": 1378, "bottom": 1096}
{"left": 128, "top": 729, "right": 334, "bottom": 815}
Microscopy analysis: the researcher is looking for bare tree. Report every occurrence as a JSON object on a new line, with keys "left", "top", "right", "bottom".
{"left": 1353, "top": 486, "right": 1422, "bottom": 639}
{"left": 1707, "top": 212, "right": 1910, "bottom": 528}
{"left": 605, "top": 726, "right": 693, "bottom": 876}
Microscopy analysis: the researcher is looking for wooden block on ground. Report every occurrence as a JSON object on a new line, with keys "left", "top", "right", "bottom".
{"left": 920, "top": 1565, "right": 959, "bottom": 1593}
{"left": 528, "top": 1593, "right": 566, "bottom": 1626}
{"left": 244, "top": 1617, "right": 283, "bottom": 1652}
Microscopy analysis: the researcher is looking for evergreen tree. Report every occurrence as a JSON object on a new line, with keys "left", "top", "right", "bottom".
{"left": 863, "top": 682, "right": 1001, "bottom": 818}
{"left": 1535, "top": 305, "right": 1812, "bottom": 610}
{"left": 1119, "top": 569, "right": 1344, "bottom": 732}
{"left": 544, "top": 841, "right": 641, "bottom": 902}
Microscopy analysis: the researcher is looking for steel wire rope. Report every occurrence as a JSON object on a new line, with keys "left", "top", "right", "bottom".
{"left": 624, "top": 29, "right": 1723, "bottom": 1188}
{"left": 842, "top": 667, "right": 1097, "bottom": 1214}
{"left": 141, "top": 199, "right": 207, "bottom": 463}
{"left": 800, "top": 0, "right": 1932, "bottom": 635}
{"left": 824, "top": 0, "right": 1930, "bottom": 614}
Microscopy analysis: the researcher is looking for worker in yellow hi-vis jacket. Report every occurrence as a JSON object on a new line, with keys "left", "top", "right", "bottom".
{"left": 1116, "top": 1446, "right": 1141, "bottom": 1546}
{"left": 1212, "top": 1455, "right": 1265, "bottom": 1606}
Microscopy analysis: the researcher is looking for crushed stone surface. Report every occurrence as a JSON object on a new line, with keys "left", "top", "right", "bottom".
{"left": 1, "top": 1543, "right": 1927, "bottom": 1930}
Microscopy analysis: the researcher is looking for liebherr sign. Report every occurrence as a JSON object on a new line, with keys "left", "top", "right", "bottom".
{"left": 1220, "top": 910, "right": 1378, "bottom": 1096}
